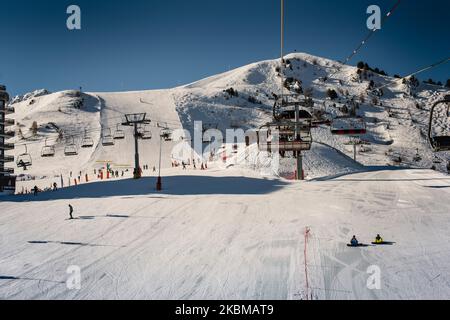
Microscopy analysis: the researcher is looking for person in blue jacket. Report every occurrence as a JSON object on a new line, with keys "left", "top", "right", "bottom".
{"left": 350, "top": 235, "right": 359, "bottom": 246}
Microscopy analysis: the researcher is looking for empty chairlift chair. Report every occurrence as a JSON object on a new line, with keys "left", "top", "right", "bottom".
{"left": 331, "top": 116, "right": 367, "bottom": 136}
{"left": 428, "top": 96, "right": 450, "bottom": 152}
{"left": 141, "top": 125, "right": 152, "bottom": 140}
{"left": 16, "top": 145, "right": 32, "bottom": 169}
{"left": 102, "top": 128, "right": 115, "bottom": 146}
{"left": 81, "top": 130, "right": 94, "bottom": 148}
{"left": 41, "top": 138, "right": 55, "bottom": 157}
{"left": 64, "top": 137, "right": 78, "bottom": 156}
{"left": 114, "top": 124, "right": 125, "bottom": 140}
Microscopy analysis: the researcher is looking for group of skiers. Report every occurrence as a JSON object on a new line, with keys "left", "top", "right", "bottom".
{"left": 175, "top": 159, "right": 208, "bottom": 171}
{"left": 350, "top": 234, "right": 384, "bottom": 246}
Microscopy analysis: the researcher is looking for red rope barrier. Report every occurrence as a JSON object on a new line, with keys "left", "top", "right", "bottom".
{"left": 304, "top": 227, "right": 311, "bottom": 300}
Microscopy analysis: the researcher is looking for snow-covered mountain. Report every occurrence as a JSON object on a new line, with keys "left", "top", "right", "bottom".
{"left": 7, "top": 52, "right": 450, "bottom": 185}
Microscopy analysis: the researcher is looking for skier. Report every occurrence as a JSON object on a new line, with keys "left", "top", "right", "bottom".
{"left": 182, "top": 161, "right": 186, "bottom": 170}
{"left": 18, "top": 159, "right": 27, "bottom": 170}
{"left": 374, "top": 234, "right": 383, "bottom": 244}
{"left": 53, "top": 182, "right": 58, "bottom": 191}
{"left": 350, "top": 235, "right": 359, "bottom": 247}
{"left": 68, "top": 204, "right": 74, "bottom": 220}
{"left": 33, "top": 185, "right": 39, "bottom": 196}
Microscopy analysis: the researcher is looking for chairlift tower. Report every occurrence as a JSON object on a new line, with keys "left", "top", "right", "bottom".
{"left": 122, "top": 113, "right": 151, "bottom": 179}
{"left": 0, "top": 85, "right": 16, "bottom": 194}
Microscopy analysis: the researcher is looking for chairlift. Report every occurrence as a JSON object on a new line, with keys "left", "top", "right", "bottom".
{"left": 433, "top": 156, "right": 442, "bottom": 164}
{"left": 428, "top": 96, "right": 450, "bottom": 152}
{"left": 257, "top": 121, "right": 312, "bottom": 156}
{"left": 41, "top": 138, "right": 55, "bottom": 157}
{"left": 279, "top": 109, "right": 313, "bottom": 121}
{"left": 161, "top": 128, "right": 173, "bottom": 141}
{"left": 64, "top": 137, "right": 78, "bottom": 156}
{"left": 141, "top": 125, "right": 152, "bottom": 140}
{"left": 16, "top": 144, "right": 32, "bottom": 169}
{"left": 102, "top": 128, "right": 115, "bottom": 146}
{"left": 413, "top": 149, "right": 422, "bottom": 162}
{"left": 273, "top": 95, "right": 313, "bottom": 121}
{"left": 114, "top": 124, "right": 125, "bottom": 140}
{"left": 81, "top": 130, "right": 94, "bottom": 148}
{"left": 331, "top": 116, "right": 367, "bottom": 135}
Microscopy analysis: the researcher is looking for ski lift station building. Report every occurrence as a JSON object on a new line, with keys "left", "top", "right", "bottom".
{"left": 0, "top": 85, "right": 16, "bottom": 194}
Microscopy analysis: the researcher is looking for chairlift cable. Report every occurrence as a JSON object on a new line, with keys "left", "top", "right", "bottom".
{"left": 327, "top": 0, "right": 402, "bottom": 82}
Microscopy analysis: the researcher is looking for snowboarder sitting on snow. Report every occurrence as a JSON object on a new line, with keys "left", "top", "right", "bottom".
{"left": 68, "top": 204, "right": 74, "bottom": 220}
{"left": 350, "top": 235, "right": 359, "bottom": 246}
{"left": 374, "top": 234, "right": 383, "bottom": 244}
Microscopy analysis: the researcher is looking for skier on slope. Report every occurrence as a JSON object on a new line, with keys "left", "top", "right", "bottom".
{"left": 68, "top": 204, "right": 74, "bottom": 220}
{"left": 374, "top": 234, "right": 384, "bottom": 244}
{"left": 350, "top": 235, "right": 359, "bottom": 247}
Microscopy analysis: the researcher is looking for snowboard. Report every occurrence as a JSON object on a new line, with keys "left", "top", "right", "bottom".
{"left": 371, "top": 241, "right": 395, "bottom": 245}
{"left": 347, "top": 243, "right": 370, "bottom": 247}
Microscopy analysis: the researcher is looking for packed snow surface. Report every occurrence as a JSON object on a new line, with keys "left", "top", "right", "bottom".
{"left": 1, "top": 168, "right": 450, "bottom": 299}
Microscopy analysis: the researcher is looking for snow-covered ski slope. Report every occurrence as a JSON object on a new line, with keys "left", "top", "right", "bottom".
{"left": 1, "top": 168, "right": 450, "bottom": 299}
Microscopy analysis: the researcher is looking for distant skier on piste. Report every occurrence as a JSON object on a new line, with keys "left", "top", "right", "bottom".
{"left": 350, "top": 235, "right": 359, "bottom": 247}
{"left": 374, "top": 234, "right": 383, "bottom": 244}
{"left": 68, "top": 204, "right": 74, "bottom": 220}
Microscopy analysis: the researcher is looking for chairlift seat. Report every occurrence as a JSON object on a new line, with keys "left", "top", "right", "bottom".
{"left": 114, "top": 129, "right": 125, "bottom": 140}
{"left": 279, "top": 109, "right": 312, "bottom": 120}
{"left": 64, "top": 146, "right": 78, "bottom": 156}
{"left": 102, "top": 137, "right": 115, "bottom": 146}
{"left": 258, "top": 139, "right": 312, "bottom": 152}
{"left": 41, "top": 146, "right": 55, "bottom": 157}
{"left": 430, "top": 136, "right": 450, "bottom": 152}
{"left": 331, "top": 117, "right": 366, "bottom": 135}
{"left": 16, "top": 156, "right": 32, "bottom": 168}
{"left": 81, "top": 138, "right": 94, "bottom": 148}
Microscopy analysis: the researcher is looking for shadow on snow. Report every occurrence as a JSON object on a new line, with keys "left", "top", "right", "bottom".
{"left": 2, "top": 176, "right": 287, "bottom": 202}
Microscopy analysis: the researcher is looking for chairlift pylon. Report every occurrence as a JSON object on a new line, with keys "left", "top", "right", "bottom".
{"left": 428, "top": 96, "right": 450, "bottom": 152}
{"left": 41, "top": 138, "right": 55, "bottom": 157}
{"left": 16, "top": 144, "right": 32, "bottom": 169}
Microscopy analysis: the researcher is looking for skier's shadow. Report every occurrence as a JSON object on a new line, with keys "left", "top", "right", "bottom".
{"left": 0, "top": 275, "right": 65, "bottom": 284}
{"left": 75, "top": 214, "right": 130, "bottom": 220}
{"left": 28, "top": 240, "right": 125, "bottom": 248}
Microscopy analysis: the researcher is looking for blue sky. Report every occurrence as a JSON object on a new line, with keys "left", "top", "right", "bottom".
{"left": 1, "top": 0, "right": 449, "bottom": 96}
